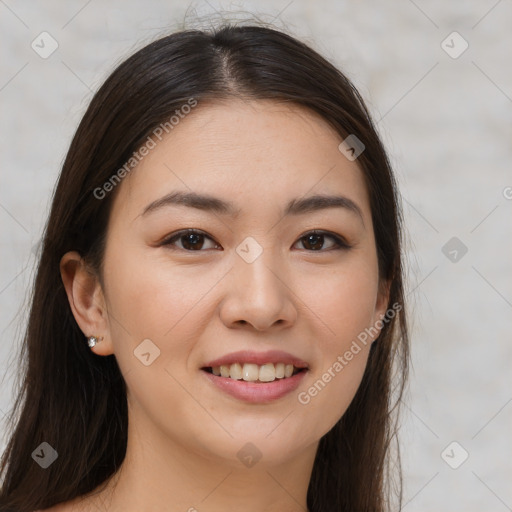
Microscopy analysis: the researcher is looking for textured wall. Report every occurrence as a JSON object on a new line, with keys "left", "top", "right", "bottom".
{"left": 1, "top": 1, "right": 511, "bottom": 510}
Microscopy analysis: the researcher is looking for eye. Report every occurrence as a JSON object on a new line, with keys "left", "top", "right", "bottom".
{"left": 160, "top": 229, "right": 221, "bottom": 251}
{"left": 293, "top": 230, "right": 351, "bottom": 251}
{"left": 160, "top": 228, "right": 350, "bottom": 252}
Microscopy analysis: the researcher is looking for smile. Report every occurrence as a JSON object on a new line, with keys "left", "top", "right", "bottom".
{"left": 203, "top": 362, "right": 304, "bottom": 382}
{"left": 201, "top": 350, "right": 310, "bottom": 403}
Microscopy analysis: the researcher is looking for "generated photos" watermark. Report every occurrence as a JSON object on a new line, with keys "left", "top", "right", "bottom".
{"left": 298, "top": 301, "right": 402, "bottom": 404}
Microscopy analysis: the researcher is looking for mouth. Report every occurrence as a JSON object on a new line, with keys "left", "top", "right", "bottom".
{"left": 201, "top": 362, "right": 307, "bottom": 383}
{"left": 200, "top": 351, "right": 309, "bottom": 403}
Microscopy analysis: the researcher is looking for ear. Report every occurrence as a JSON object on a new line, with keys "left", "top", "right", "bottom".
{"left": 371, "top": 279, "right": 392, "bottom": 343}
{"left": 60, "top": 251, "right": 114, "bottom": 356}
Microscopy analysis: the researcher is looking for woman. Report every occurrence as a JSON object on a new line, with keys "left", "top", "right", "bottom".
{"left": 0, "top": 23, "right": 409, "bottom": 511}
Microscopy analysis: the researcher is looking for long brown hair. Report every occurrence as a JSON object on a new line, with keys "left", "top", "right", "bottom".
{"left": 0, "top": 23, "right": 409, "bottom": 511}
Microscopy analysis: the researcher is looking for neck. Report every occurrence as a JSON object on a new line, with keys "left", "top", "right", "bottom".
{"left": 82, "top": 406, "right": 317, "bottom": 511}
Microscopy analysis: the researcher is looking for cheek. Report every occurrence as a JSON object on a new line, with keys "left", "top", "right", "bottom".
{"left": 293, "top": 256, "right": 379, "bottom": 431}
{"left": 101, "top": 243, "right": 231, "bottom": 374}
{"left": 303, "top": 253, "right": 380, "bottom": 343}
{"left": 100, "top": 247, "right": 221, "bottom": 439}
{"left": 296, "top": 346, "right": 370, "bottom": 442}
{"left": 104, "top": 243, "right": 199, "bottom": 334}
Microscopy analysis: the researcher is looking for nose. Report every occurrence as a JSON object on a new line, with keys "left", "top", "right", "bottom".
{"left": 219, "top": 249, "right": 298, "bottom": 332}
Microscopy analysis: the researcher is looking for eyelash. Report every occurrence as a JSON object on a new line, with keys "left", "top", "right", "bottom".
{"left": 159, "top": 229, "right": 351, "bottom": 252}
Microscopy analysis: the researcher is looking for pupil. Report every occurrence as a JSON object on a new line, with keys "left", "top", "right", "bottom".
{"left": 305, "top": 234, "right": 323, "bottom": 250}
{"left": 184, "top": 233, "right": 202, "bottom": 250}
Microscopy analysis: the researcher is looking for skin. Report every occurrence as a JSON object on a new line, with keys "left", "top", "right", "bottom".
{"left": 57, "top": 99, "right": 389, "bottom": 511}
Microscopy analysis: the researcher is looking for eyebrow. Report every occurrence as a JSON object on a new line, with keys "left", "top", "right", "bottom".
{"left": 141, "top": 190, "right": 364, "bottom": 222}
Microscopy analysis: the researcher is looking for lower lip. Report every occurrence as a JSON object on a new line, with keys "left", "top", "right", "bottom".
{"left": 201, "top": 369, "right": 307, "bottom": 403}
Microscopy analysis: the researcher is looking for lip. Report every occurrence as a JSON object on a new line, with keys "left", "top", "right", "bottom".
{"left": 203, "top": 350, "right": 309, "bottom": 369}
{"left": 201, "top": 368, "right": 307, "bottom": 403}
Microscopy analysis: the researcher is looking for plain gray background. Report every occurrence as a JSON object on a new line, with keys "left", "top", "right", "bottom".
{"left": 1, "top": 1, "right": 511, "bottom": 510}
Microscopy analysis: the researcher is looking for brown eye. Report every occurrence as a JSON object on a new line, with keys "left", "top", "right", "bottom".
{"left": 160, "top": 229, "right": 350, "bottom": 252}
{"left": 161, "top": 229, "right": 220, "bottom": 251}
{"left": 294, "top": 230, "right": 350, "bottom": 251}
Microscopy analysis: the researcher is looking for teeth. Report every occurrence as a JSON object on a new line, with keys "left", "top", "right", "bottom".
{"left": 229, "top": 363, "right": 243, "bottom": 380}
{"left": 209, "top": 362, "right": 303, "bottom": 382}
{"left": 259, "top": 363, "right": 276, "bottom": 382}
{"left": 242, "top": 363, "right": 259, "bottom": 381}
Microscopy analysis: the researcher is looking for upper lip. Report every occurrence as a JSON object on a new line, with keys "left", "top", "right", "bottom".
{"left": 203, "top": 350, "right": 309, "bottom": 369}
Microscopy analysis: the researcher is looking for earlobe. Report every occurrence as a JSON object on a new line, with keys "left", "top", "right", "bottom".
{"left": 376, "top": 279, "right": 391, "bottom": 316}
{"left": 60, "top": 251, "right": 114, "bottom": 356}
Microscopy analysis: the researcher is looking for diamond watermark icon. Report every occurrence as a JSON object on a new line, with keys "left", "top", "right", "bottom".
{"left": 32, "top": 442, "right": 58, "bottom": 468}
{"left": 31, "top": 31, "right": 59, "bottom": 59}
{"left": 441, "top": 441, "right": 469, "bottom": 469}
{"left": 134, "top": 338, "right": 161, "bottom": 366}
{"left": 236, "top": 236, "right": 263, "bottom": 264}
{"left": 441, "top": 31, "right": 468, "bottom": 59}
{"left": 237, "top": 442, "right": 262, "bottom": 468}
{"left": 338, "top": 134, "right": 365, "bottom": 161}
{"left": 442, "top": 237, "right": 468, "bottom": 263}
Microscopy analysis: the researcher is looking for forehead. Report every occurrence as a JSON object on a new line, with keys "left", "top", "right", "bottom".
{"left": 110, "top": 99, "right": 371, "bottom": 223}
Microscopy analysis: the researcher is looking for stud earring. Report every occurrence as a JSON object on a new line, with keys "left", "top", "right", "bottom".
{"left": 87, "top": 335, "right": 103, "bottom": 348}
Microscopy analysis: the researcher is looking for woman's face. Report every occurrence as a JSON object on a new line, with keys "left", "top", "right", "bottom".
{"left": 100, "top": 99, "right": 388, "bottom": 467}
